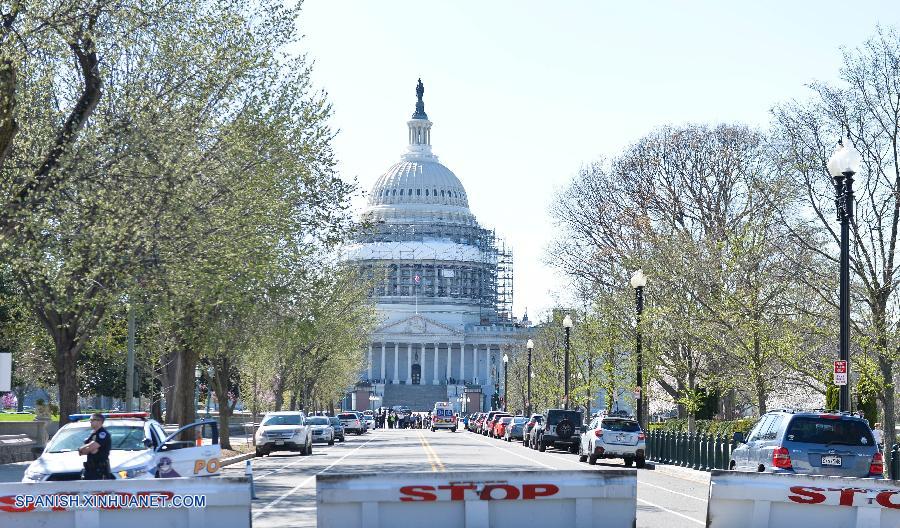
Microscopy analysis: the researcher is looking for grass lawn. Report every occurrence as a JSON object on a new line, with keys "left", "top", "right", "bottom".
{"left": 0, "top": 413, "right": 38, "bottom": 421}
{"left": 0, "top": 413, "right": 59, "bottom": 422}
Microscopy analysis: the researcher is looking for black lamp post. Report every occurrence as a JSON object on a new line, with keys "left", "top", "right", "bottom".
{"left": 526, "top": 339, "right": 534, "bottom": 416}
{"left": 631, "top": 269, "right": 647, "bottom": 427}
{"left": 503, "top": 353, "right": 509, "bottom": 412}
{"left": 563, "top": 314, "right": 573, "bottom": 409}
{"left": 828, "top": 135, "right": 861, "bottom": 413}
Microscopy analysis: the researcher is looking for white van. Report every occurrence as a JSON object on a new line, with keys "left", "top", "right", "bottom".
{"left": 431, "top": 402, "right": 457, "bottom": 432}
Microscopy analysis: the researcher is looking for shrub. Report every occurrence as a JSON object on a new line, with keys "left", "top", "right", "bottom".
{"left": 652, "top": 417, "right": 756, "bottom": 436}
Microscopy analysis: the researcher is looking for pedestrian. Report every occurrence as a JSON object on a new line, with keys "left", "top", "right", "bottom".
{"left": 873, "top": 422, "right": 885, "bottom": 448}
{"left": 79, "top": 412, "right": 113, "bottom": 480}
{"left": 388, "top": 412, "right": 395, "bottom": 429}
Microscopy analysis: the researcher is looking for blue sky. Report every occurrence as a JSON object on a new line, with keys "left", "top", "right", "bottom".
{"left": 295, "top": 1, "right": 900, "bottom": 320}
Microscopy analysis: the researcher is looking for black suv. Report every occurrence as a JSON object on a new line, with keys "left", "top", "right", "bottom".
{"left": 537, "top": 409, "right": 583, "bottom": 453}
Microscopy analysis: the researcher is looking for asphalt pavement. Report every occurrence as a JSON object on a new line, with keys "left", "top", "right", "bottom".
{"left": 222, "top": 427, "right": 709, "bottom": 528}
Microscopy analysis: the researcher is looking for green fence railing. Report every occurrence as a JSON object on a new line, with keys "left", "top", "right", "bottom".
{"left": 645, "top": 430, "right": 738, "bottom": 471}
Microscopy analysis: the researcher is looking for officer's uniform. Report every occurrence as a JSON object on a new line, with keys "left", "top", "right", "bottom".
{"left": 82, "top": 426, "right": 113, "bottom": 480}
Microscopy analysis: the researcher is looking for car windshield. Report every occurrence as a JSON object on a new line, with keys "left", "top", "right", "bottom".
{"left": 262, "top": 415, "right": 303, "bottom": 426}
{"left": 329, "top": 417, "right": 341, "bottom": 425}
{"left": 500, "top": 417, "right": 512, "bottom": 424}
{"left": 47, "top": 425, "right": 147, "bottom": 453}
{"left": 602, "top": 419, "right": 641, "bottom": 432}
{"left": 547, "top": 411, "right": 582, "bottom": 425}
{"left": 785, "top": 417, "right": 875, "bottom": 446}
{"left": 533, "top": 416, "right": 543, "bottom": 423}
{"left": 339, "top": 414, "right": 357, "bottom": 420}
{"left": 306, "top": 417, "right": 329, "bottom": 425}
{"left": 513, "top": 417, "right": 527, "bottom": 425}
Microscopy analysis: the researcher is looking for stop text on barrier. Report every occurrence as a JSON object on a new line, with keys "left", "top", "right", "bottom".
{"left": 399, "top": 482, "right": 560, "bottom": 502}
{"left": 789, "top": 486, "right": 900, "bottom": 508}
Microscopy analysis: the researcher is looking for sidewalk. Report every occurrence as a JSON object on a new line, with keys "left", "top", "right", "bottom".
{"left": 647, "top": 461, "right": 713, "bottom": 484}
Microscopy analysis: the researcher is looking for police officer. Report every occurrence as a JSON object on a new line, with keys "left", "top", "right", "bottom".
{"left": 78, "top": 412, "right": 112, "bottom": 480}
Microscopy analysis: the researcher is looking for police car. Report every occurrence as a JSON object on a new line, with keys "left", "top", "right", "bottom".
{"left": 430, "top": 402, "right": 457, "bottom": 432}
{"left": 22, "top": 412, "right": 222, "bottom": 482}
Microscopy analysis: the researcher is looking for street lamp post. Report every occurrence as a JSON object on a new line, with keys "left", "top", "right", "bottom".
{"left": 563, "top": 314, "right": 573, "bottom": 410}
{"left": 526, "top": 339, "right": 534, "bottom": 416}
{"left": 828, "top": 136, "right": 861, "bottom": 413}
{"left": 631, "top": 269, "right": 647, "bottom": 427}
{"left": 502, "top": 354, "right": 509, "bottom": 411}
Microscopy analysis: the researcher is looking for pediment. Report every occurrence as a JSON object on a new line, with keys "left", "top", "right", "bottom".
{"left": 374, "top": 314, "right": 461, "bottom": 337}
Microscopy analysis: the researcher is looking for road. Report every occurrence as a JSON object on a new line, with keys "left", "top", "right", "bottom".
{"left": 223, "top": 427, "right": 709, "bottom": 527}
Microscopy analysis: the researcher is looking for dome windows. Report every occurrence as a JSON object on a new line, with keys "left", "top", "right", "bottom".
{"left": 399, "top": 189, "right": 404, "bottom": 196}
{"left": 416, "top": 189, "right": 421, "bottom": 196}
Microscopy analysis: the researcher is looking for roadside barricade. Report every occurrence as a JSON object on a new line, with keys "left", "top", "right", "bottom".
{"left": 706, "top": 470, "right": 900, "bottom": 528}
{"left": 0, "top": 476, "right": 251, "bottom": 528}
{"left": 317, "top": 469, "right": 636, "bottom": 528}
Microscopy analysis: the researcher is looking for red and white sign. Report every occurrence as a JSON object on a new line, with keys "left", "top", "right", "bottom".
{"left": 318, "top": 470, "right": 637, "bottom": 528}
{"left": 833, "top": 360, "right": 848, "bottom": 386}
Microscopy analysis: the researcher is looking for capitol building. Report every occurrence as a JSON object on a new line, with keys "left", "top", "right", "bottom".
{"left": 344, "top": 80, "right": 529, "bottom": 412}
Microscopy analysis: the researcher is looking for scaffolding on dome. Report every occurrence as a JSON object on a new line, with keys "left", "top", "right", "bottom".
{"left": 350, "top": 221, "right": 514, "bottom": 323}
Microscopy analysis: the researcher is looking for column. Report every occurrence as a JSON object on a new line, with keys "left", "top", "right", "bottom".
{"left": 446, "top": 343, "right": 452, "bottom": 382}
{"left": 407, "top": 346, "right": 412, "bottom": 383}
{"left": 459, "top": 343, "right": 465, "bottom": 383}
{"left": 367, "top": 344, "right": 373, "bottom": 381}
{"left": 433, "top": 342, "right": 439, "bottom": 385}
{"left": 380, "top": 343, "right": 386, "bottom": 381}
{"left": 393, "top": 343, "right": 399, "bottom": 384}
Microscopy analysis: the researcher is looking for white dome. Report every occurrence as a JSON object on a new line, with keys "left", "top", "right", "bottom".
{"left": 368, "top": 159, "right": 469, "bottom": 209}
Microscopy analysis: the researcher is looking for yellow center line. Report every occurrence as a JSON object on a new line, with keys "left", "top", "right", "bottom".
{"left": 417, "top": 431, "right": 446, "bottom": 472}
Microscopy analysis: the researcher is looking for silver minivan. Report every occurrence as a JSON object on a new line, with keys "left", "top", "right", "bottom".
{"left": 730, "top": 410, "right": 882, "bottom": 478}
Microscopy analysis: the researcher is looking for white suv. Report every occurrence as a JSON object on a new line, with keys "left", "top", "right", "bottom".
{"left": 255, "top": 411, "right": 312, "bottom": 456}
{"left": 578, "top": 415, "right": 646, "bottom": 467}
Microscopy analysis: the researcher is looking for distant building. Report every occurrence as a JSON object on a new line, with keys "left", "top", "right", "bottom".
{"left": 344, "top": 80, "right": 528, "bottom": 412}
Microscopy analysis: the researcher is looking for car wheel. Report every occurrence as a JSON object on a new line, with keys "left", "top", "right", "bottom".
{"left": 308, "top": 440, "right": 313, "bottom": 455}
{"left": 255, "top": 447, "right": 266, "bottom": 457}
{"left": 588, "top": 453, "right": 598, "bottom": 465}
{"left": 569, "top": 443, "right": 578, "bottom": 454}
{"left": 624, "top": 457, "right": 634, "bottom": 468}
{"left": 538, "top": 438, "right": 547, "bottom": 452}
{"left": 636, "top": 457, "right": 646, "bottom": 469}
{"left": 578, "top": 442, "right": 588, "bottom": 463}
{"left": 328, "top": 438, "right": 334, "bottom": 446}
{"left": 451, "top": 427, "right": 457, "bottom": 432}
{"left": 339, "top": 437, "right": 345, "bottom": 442}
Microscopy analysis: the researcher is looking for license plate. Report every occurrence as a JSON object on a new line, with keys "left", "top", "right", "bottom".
{"left": 275, "top": 440, "right": 284, "bottom": 445}
{"left": 821, "top": 455, "right": 842, "bottom": 466}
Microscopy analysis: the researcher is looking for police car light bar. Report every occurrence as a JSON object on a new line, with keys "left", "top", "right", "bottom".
{"left": 68, "top": 412, "right": 150, "bottom": 421}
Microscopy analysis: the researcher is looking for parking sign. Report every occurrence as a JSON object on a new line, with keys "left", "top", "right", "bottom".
{"left": 834, "top": 360, "right": 848, "bottom": 386}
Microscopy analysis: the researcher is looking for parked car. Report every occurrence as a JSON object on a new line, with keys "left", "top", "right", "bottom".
{"left": 493, "top": 416, "right": 514, "bottom": 439}
{"left": 352, "top": 411, "right": 370, "bottom": 432}
{"left": 578, "top": 415, "right": 646, "bottom": 467}
{"left": 255, "top": 411, "right": 312, "bottom": 457}
{"left": 536, "top": 409, "right": 583, "bottom": 453}
{"left": 305, "top": 416, "right": 335, "bottom": 445}
{"left": 338, "top": 412, "right": 366, "bottom": 435}
{"left": 474, "top": 414, "right": 487, "bottom": 434}
{"left": 730, "top": 410, "right": 882, "bottom": 478}
{"left": 328, "top": 416, "right": 346, "bottom": 442}
{"left": 523, "top": 414, "right": 544, "bottom": 448}
{"left": 362, "top": 410, "right": 376, "bottom": 430}
{"left": 529, "top": 419, "right": 546, "bottom": 450}
{"left": 483, "top": 411, "right": 510, "bottom": 437}
{"left": 504, "top": 416, "right": 528, "bottom": 442}
{"left": 22, "top": 412, "right": 220, "bottom": 482}
{"left": 470, "top": 413, "right": 484, "bottom": 432}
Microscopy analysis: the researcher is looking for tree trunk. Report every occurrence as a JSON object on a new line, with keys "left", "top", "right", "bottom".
{"left": 211, "top": 356, "right": 233, "bottom": 450}
{"left": 162, "top": 352, "right": 177, "bottom": 423}
{"left": 272, "top": 373, "right": 285, "bottom": 411}
{"left": 55, "top": 347, "right": 79, "bottom": 428}
{"left": 172, "top": 346, "right": 198, "bottom": 427}
{"left": 880, "top": 354, "right": 895, "bottom": 475}
{"left": 289, "top": 390, "right": 298, "bottom": 411}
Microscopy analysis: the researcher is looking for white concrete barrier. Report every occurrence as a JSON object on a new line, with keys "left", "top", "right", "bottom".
{"left": 317, "top": 469, "right": 636, "bottom": 528}
{"left": 707, "top": 470, "right": 900, "bottom": 528}
{"left": 0, "top": 476, "right": 251, "bottom": 527}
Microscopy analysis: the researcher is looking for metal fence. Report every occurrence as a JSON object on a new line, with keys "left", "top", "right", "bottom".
{"left": 645, "top": 430, "right": 738, "bottom": 471}
{"left": 649, "top": 432, "right": 900, "bottom": 479}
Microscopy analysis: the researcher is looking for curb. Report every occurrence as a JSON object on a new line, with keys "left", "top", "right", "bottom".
{"left": 221, "top": 452, "right": 255, "bottom": 467}
{"left": 648, "top": 461, "right": 712, "bottom": 484}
